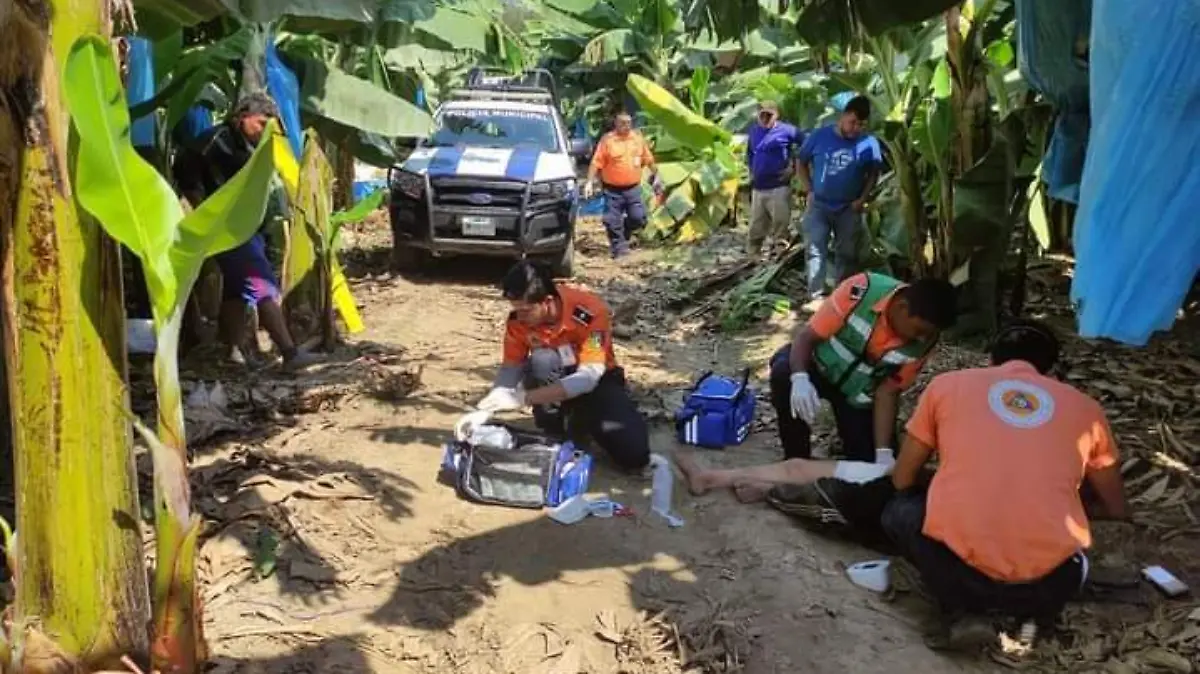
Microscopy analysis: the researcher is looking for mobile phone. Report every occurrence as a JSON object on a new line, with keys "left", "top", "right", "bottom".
{"left": 1142, "top": 565, "right": 1190, "bottom": 598}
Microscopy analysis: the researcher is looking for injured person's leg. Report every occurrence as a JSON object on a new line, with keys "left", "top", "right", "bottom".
{"left": 674, "top": 453, "right": 838, "bottom": 498}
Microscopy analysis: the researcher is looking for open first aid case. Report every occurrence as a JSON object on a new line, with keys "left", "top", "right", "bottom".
{"left": 441, "top": 412, "right": 592, "bottom": 509}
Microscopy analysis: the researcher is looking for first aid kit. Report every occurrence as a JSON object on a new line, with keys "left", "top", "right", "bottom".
{"left": 675, "top": 369, "right": 756, "bottom": 449}
{"left": 441, "top": 412, "right": 592, "bottom": 509}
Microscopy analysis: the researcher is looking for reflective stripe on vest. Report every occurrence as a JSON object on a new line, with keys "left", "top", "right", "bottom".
{"left": 812, "top": 273, "right": 930, "bottom": 408}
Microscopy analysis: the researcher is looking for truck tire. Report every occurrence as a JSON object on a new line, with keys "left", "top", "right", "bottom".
{"left": 392, "top": 243, "right": 430, "bottom": 274}
{"left": 549, "top": 236, "right": 575, "bottom": 278}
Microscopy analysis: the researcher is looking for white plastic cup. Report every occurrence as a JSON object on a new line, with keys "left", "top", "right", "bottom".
{"left": 846, "top": 559, "right": 892, "bottom": 593}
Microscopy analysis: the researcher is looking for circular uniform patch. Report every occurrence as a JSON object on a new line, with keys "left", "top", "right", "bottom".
{"left": 987, "top": 379, "right": 1056, "bottom": 429}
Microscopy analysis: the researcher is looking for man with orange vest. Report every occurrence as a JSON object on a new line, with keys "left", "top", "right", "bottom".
{"left": 585, "top": 112, "right": 663, "bottom": 259}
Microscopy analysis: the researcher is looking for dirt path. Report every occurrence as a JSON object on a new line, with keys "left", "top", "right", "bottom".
{"left": 194, "top": 221, "right": 1006, "bottom": 673}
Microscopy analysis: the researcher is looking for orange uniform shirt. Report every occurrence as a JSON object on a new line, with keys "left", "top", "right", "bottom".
{"left": 590, "top": 131, "right": 654, "bottom": 188}
{"left": 807, "top": 273, "right": 928, "bottom": 389}
{"left": 906, "top": 360, "right": 1119, "bottom": 582}
{"left": 502, "top": 284, "right": 617, "bottom": 370}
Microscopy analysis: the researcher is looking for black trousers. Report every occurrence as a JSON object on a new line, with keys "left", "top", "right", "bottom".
{"left": 768, "top": 344, "right": 883, "bottom": 462}
{"left": 532, "top": 368, "right": 650, "bottom": 471}
{"left": 881, "top": 490, "right": 1085, "bottom": 621}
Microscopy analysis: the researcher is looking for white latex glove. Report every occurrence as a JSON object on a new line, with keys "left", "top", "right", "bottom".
{"left": 582, "top": 179, "right": 598, "bottom": 199}
{"left": 477, "top": 387, "right": 525, "bottom": 413}
{"left": 789, "top": 372, "right": 821, "bottom": 423}
{"left": 833, "top": 460, "right": 893, "bottom": 484}
{"left": 875, "top": 447, "right": 896, "bottom": 467}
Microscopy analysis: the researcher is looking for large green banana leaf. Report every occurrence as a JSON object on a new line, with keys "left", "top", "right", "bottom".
{"left": 65, "top": 35, "right": 280, "bottom": 323}
{"left": 411, "top": 7, "right": 492, "bottom": 53}
{"left": 581, "top": 29, "right": 641, "bottom": 65}
{"left": 796, "top": 0, "right": 963, "bottom": 45}
{"left": 290, "top": 55, "right": 434, "bottom": 138}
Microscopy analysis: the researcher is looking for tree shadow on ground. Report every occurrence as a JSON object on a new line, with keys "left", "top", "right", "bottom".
{"left": 134, "top": 441, "right": 418, "bottom": 603}
{"left": 341, "top": 243, "right": 515, "bottom": 289}
{"left": 206, "top": 634, "right": 402, "bottom": 673}
{"left": 364, "top": 463, "right": 708, "bottom": 632}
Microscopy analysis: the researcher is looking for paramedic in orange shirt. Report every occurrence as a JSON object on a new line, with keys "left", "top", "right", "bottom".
{"left": 585, "top": 112, "right": 663, "bottom": 259}
{"left": 475, "top": 261, "right": 651, "bottom": 471}
{"left": 885, "top": 320, "right": 1127, "bottom": 647}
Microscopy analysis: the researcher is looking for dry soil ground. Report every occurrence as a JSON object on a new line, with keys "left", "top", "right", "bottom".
{"left": 175, "top": 218, "right": 1199, "bottom": 674}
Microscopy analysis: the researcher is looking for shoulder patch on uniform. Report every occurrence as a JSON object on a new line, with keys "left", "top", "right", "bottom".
{"left": 572, "top": 305, "right": 595, "bottom": 325}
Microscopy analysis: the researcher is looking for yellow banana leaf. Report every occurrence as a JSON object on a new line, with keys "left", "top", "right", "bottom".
{"left": 273, "top": 133, "right": 364, "bottom": 334}
{"left": 626, "top": 74, "right": 731, "bottom": 148}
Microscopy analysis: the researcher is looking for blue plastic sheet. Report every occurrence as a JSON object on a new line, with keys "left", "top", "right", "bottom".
{"left": 1015, "top": 0, "right": 1091, "bottom": 203}
{"left": 830, "top": 91, "right": 855, "bottom": 111}
{"left": 176, "top": 106, "right": 214, "bottom": 143}
{"left": 1071, "top": 0, "right": 1200, "bottom": 345}
{"left": 352, "top": 180, "right": 387, "bottom": 204}
{"left": 125, "top": 37, "right": 157, "bottom": 148}
{"left": 265, "top": 34, "right": 304, "bottom": 156}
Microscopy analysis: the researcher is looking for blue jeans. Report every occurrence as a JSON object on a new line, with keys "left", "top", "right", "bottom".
{"left": 601, "top": 184, "right": 646, "bottom": 257}
{"left": 803, "top": 202, "right": 860, "bottom": 298}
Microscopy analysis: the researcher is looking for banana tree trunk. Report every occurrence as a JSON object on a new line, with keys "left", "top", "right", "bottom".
{"left": 0, "top": 1, "right": 152, "bottom": 671}
{"left": 283, "top": 133, "right": 337, "bottom": 350}
{"left": 332, "top": 142, "right": 354, "bottom": 212}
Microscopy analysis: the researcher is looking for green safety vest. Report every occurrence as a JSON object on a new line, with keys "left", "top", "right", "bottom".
{"left": 812, "top": 273, "right": 934, "bottom": 408}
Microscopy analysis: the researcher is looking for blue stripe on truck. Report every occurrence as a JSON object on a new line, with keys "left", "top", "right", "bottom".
{"left": 504, "top": 147, "right": 541, "bottom": 182}
{"left": 426, "top": 146, "right": 465, "bottom": 177}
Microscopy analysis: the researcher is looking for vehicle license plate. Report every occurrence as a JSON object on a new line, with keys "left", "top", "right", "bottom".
{"left": 461, "top": 216, "right": 497, "bottom": 236}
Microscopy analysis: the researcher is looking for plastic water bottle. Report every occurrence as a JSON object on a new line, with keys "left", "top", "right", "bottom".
{"left": 649, "top": 454, "right": 672, "bottom": 514}
{"left": 649, "top": 454, "right": 680, "bottom": 525}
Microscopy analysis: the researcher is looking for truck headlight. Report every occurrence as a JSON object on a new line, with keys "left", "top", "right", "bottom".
{"left": 532, "top": 178, "right": 576, "bottom": 201}
{"left": 389, "top": 168, "right": 424, "bottom": 200}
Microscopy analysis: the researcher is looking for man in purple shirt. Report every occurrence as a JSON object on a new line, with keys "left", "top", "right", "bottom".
{"left": 746, "top": 101, "right": 804, "bottom": 254}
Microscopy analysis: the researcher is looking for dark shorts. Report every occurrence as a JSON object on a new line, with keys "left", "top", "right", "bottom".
{"left": 215, "top": 232, "right": 280, "bottom": 306}
{"left": 881, "top": 490, "right": 1086, "bottom": 620}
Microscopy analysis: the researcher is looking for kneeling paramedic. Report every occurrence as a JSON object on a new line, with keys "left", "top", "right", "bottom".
{"left": 769, "top": 272, "right": 956, "bottom": 472}
{"left": 884, "top": 320, "right": 1128, "bottom": 648}
{"left": 477, "top": 261, "right": 651, "bottom": 472}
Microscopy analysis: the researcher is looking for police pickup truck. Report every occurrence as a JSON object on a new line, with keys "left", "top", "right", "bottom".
{"left": 387, "top": 69, "right": 589, "bottom": 276}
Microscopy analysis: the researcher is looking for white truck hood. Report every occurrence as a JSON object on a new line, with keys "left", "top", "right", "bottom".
{"left": 402, "top": 146, "right": 575, "bottom": 183}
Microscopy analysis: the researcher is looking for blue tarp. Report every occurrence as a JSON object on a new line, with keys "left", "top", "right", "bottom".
{"left": 265, "top": 34, "right": 304, "bottom": 156}
{"left": 176, "top": 106, "right": 214, "bottom": 143}
{"left": 125, "top": 37, "right": 157, "bottom": 148}
{"left": 1070, "top": 0, "right": 1200, "bottom": 345}
{"left": 1015, "top": 0, "right": 1092, "bottom": 204}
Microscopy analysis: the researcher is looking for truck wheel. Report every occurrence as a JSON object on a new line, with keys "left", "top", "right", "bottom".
{"left": 549, "top": 236, "right": 575, "bottom": 278}
{"left": 393, "top": 243, "right": 429, "bottom": 273}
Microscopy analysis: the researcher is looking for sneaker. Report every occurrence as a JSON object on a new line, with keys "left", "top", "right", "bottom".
{"left": 281, "top": 348, "right": 324, "bottom": 372}
{"left": 228, "top": 346, "right": 267, "bottom": 370}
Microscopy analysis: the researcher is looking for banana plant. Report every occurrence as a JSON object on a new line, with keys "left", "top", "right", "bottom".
{"left": 63, "top": 35, "right": 284, "bottom": 673}
{"left": 0, "top": 2, "right": 152, "bottom": 671}
{"left": 625, "top": 74, "right": 741, "bottom": 243}
{"left": 282, "top": 131, "right": 337, "bottom": 349}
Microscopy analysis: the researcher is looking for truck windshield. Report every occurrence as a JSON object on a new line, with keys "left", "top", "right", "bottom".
{"left": 428, "top": 108, "right": 559, "bottom": 153}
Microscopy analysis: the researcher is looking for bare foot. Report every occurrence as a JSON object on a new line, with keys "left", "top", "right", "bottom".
{"left": 732, "top": 481, "right": 771, "bottom": 503}
{"left": 673, "top": 452, "right": 716, "bottom": 496}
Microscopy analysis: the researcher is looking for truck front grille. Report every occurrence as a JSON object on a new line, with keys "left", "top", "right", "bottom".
{"left": 430, "top": 177, "right": 526, "bottom": 208}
